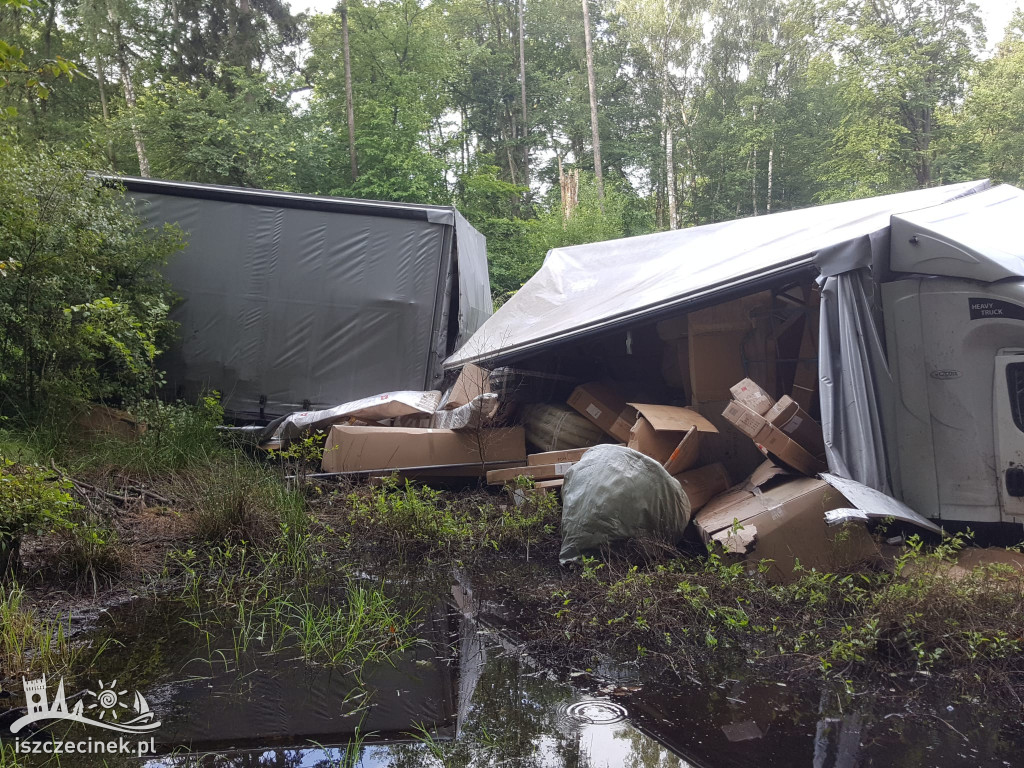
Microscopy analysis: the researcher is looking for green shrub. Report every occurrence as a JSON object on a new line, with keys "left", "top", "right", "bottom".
{"left": 0, "top": 141, "right": 183, "bottom": 412}
{"left": 0, "top": 456, "right": 79, "bottom": 577}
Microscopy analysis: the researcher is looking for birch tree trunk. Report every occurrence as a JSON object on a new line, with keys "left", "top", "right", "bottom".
{"left": 580, "top": 0, "right": 604, "bottom": 211}
{"left": 342, "top": 1, "right": 358, "bottom": 180}
{"left": 518, "top": 0, "right": 529, "bottom": 186}
{"left": 662, "top": 87, "right": 676, "bottom": 230}
{"left": 766, "top": 141, "right": 774, "bottom": 213}
{"left": 109, "top": 10, "right": 150, "bottom": 177}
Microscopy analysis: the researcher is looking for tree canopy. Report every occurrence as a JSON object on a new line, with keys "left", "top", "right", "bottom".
{"left": 0, "top": 0, "right": 1018, "bottom": 297}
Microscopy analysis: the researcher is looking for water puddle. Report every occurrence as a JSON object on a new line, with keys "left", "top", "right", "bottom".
{"left": 4, "top": 571, "right": 1024, "bottom": 767}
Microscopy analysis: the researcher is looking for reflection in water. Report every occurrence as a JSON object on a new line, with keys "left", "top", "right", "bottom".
{"left": 8, "top": 571, "right": 1022, "bottom": 768}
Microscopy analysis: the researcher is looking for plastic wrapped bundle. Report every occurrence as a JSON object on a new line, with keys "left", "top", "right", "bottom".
{"left": 560, "top": 444, "right": 691, "bottom": 564}
{"left": 521, "top": 403, "right": 606, "bottom": 452}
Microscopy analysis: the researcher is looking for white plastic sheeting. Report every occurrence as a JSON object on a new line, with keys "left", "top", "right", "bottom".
{"left": 446, "top": 181, "right": 987, "bottom": 368}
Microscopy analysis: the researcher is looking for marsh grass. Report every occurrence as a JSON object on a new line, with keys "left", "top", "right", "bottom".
{"left": 333, "top": 475, "right": 560, "bottom": 560}
{"left": 0, "top": 583, "right": 111, "bottom": 684}
{"left": 168, "top": 540, "right": 419, "bottom": 675}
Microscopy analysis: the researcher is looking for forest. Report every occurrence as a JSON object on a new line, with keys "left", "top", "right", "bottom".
{"left": 1, "top": 0, "right": 1022, "bottom": 303}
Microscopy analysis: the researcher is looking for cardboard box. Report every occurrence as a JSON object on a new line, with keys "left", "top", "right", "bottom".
{"left": 443, "top": 363, "right": 490, "bottom": 410}
{"left": 486, "top": 461, "right": 575, "bottom": 485}
{"left": 729, "top": 378, "right": 775, "bottom": 415}
{"left": 627, "top": 403, "right": 719, "bottom": 473}
{"left": 694, "top": 475, "right": 876, "bottom": 583}
{"left": 756, "top": 424, "right": 827, "bottom": 476}
{"left": 672, "top": 463, "right": 731, "bottom": 513}
{"left": 688, "top": 292, "right": 773, "bottom": 404}
{"left": 567, "top": 383, "right": 637, "bottom": 443}
{"left": 722, "top": 400, "right": 770, "bottom": 440}
{"left": 323, "top": 426, "right": 525, "bottom": 473}
{"left": 528, "top": 447, "right": 591, "bottom": 466}
{"left": 688, "top": 332, "right": 747, "bottom": 404}
{"left": 765, "top": 395, "right": 825, "bottom": 457}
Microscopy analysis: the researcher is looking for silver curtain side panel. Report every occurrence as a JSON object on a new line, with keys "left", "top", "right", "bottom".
{"left": 131, "top": 191, "right": 450, "bottom": 417}
{"left": 452, "top": 211, "right": 493, "bottom": 350}
{"left": 445, "top": 180, "right": 986, "bottom": 368}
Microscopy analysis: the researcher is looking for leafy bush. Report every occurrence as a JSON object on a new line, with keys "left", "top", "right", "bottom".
{"left": 0, "top": 141, "right": 183, "bottom": 412}
{"left": 0, "top": 456, "right": 79, "bottom": 576}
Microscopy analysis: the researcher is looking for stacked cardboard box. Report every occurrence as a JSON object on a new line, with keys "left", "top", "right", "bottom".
{"left": 720, "top": 378, "right": 827, "bottom": 476}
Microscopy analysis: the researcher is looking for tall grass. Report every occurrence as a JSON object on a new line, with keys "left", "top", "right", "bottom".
{"left": 0, "top": 583, "right": 110, "bottom": 682}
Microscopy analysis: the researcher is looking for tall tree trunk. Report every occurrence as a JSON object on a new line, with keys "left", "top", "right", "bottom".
{"left": 110, "top": 12, "right": 150, "bottom": 177}
{"left": 518, "top": 0, "right": 529, "bottom": 187}
{"left": 662, "top": 89, "right": 676, "bottom": 230}
{"left": 766, "top": 140, "right": 774, "bottom": 213}
{"left": 580, "top": 0, "right": 604, "bottom": 211}
{"left": 95, "top": 56, "right": 116, "bottom": 166}
{"left": 342, "top": 1, "right": 358, "bottom": 180}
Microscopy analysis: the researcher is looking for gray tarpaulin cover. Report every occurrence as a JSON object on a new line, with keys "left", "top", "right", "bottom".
{"left": 446, "top": 181, "right": 986, "bottom": 369}
{"left": 117, "top": 177, "right": 491, "bottom": 418}
{"left": 559, "top": 445, "right": 690, "bottom": 564}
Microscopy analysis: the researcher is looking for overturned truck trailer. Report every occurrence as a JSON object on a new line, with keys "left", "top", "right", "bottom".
{"left": 117, "top": 177, "right": 492, "bottom": 420}
{"left": 448, "top": 180, "right": 1024, "bottom": 530}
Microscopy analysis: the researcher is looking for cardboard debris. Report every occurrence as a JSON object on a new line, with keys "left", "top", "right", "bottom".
{"left": 627, "top": 403, "right": 718, "bottom": 473}
{"left": 672, "top": 462, "right": 730, "bottom": 512}
{"left": 568, "top": 382, "right": 637, "bottom": 443}
{"left": 695, "top": 473, "right": 876, "bottom": 583}
{"left": 486, "top": 461, "right": 575, "bottom": 485}
{"left": 730, "top": 378, "right": 775, "bottom": 415}
{"left": 527, "top": 447, "right": 591, "bottom": 466}
{"left": 764, "top": 395, "right": 825, "bottom": 457}
{"left": 442, "top": 363, "right": 490, "bottom": 410}
{"left": 322, "top": 425, "right": 525, "bottom": 474}
{"left": 534, "top": 478, "right": 565, "bottom": 490}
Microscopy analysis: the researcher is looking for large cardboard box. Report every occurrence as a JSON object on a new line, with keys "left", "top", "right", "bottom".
{"left": 672, "top": 463, "right": 730, "bottom": 512}
{"left": 626, "top": 403, "right": 719, "bottom": 474}
{"left": 567, "top": 382, "right": 637, "bottom": 442}
{"left": 694, "top": 475, "right": 876, "bottom": 583}
{"left": 765, "top": 395, "right": 825, "bottom": 457}
{"left": 688, "top": 292, "right": 773, "bottom": 404}
{"left": 322, "top": 426, "right": 526, "bottom": 473}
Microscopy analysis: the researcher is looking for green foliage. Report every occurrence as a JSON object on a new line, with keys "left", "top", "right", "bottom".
{"left": 547, "top": 532, "right": 1024, "bottom": 681}
{"left": 0, "top": 456, "right": 78, "bottom": 547}
{"left": 342, "top": 475, "right": 558, "bottom": 558}
{"left": 0, "top": 142, "right": 182, "bottom": 411}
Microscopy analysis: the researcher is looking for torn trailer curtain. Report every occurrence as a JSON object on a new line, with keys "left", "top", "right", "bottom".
{"left": 445, "top": 179, "right": 994, "bottom": 493}
{"left": 112, "top": 176, "right": 493, "bottom": 419}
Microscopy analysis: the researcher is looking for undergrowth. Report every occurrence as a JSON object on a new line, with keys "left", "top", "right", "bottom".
{"left": 540, "top": 532, "right": 1024, "bottom": 687}
{"left": 330, "top": 475, "right": 560, "bottom": 560}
